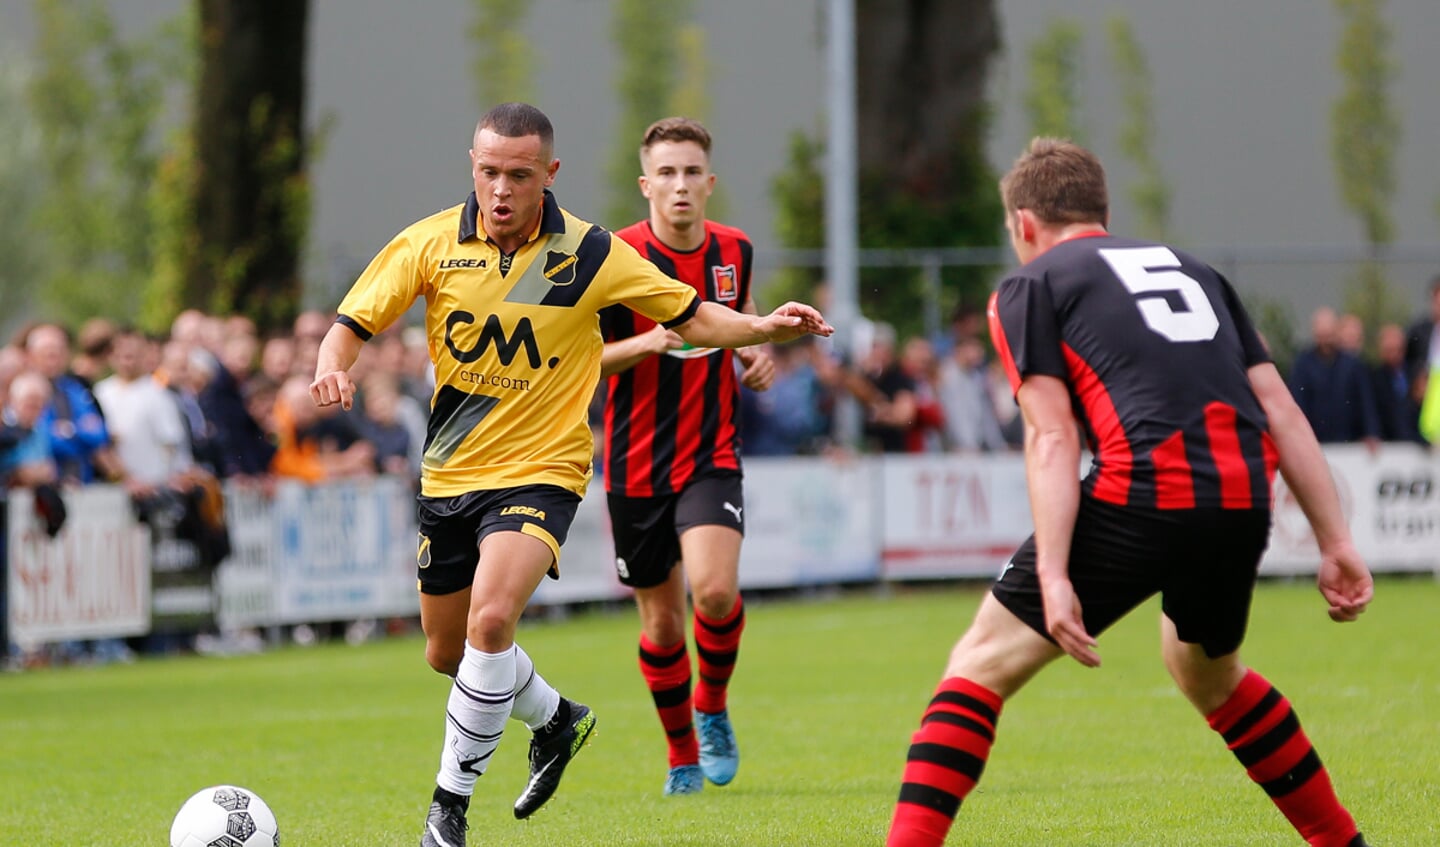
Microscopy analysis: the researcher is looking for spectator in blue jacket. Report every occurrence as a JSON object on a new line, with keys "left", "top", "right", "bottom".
{"left": 24, "top": 324, "right": 118, "bottom": 484}
{"left": 1, "top": 371, "right": 58, "bottom": 488}
{"left": 1288, "top": 307, "right": 1380, "bottom": 445}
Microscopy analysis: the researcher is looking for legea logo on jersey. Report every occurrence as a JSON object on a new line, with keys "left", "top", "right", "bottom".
{"left": 544, "top": 251, "right": 577, "bottom": 285}
{"left": 438, "top": 257, "right": 487, "bottom": 270}
{"left": 713, "top": 264, "right": 738, "bottom": 302}
{"left": 444, "top": 311, "right": 559, "bottom": 369}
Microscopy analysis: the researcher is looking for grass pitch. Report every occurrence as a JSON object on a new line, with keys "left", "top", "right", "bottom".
{"left": 1, "top": 578, "right": 1436, "bottom": 846}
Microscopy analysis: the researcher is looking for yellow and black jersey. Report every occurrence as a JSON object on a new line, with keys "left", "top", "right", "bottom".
{"left": 336, "top": 189, "right": 700, "bottom": 497}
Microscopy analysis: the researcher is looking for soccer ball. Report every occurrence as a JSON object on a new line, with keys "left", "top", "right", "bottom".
{"left": 169, "top": 785, "right": 280, "bottom": 847}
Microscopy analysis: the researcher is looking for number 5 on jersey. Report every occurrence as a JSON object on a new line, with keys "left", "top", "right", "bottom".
{"left": 1100, "top": 247, "right": 1220, "bottom": 343}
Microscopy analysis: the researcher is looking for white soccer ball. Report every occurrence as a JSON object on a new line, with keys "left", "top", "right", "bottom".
{"left": 169, "top": 785, "right": 280, "bottom": 847}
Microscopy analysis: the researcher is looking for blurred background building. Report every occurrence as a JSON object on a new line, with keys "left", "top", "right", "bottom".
{"left": 1, "top": 0, "right": 1438, "bottom": 332}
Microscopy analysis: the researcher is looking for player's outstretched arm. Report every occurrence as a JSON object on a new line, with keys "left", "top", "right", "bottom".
{"left": 310, "top": 322, "right": 365, "bottom": 411}
{"left": 1248, "top": 362, "right": 1374, "bottom": 621}
{"left": 1016, "top": 375, "right": 1098, "bottom": 667}
{"left": 673, "top": 301, "right": 833, "bottom": 350}
{"left": 600, "top": 325, "right": 686, "bottom": 378}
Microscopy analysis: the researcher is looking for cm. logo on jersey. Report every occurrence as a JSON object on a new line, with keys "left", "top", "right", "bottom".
{"left": 444, "top": 311, "right": 542, "bottom": 368}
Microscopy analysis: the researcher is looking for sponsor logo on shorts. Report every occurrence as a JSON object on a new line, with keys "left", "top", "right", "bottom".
{"left": 417, "top": 533, "right": 432, "bottom": 569}
{"left": 614, "top": 557, "right": 630, "bottom": 579}
{"left": 722, "top": 501, "right": 743, "bottom": 523}
{"left": 501, "top": 505, "right": 547, "bottom": 520}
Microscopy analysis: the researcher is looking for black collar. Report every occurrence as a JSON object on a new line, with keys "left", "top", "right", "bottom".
{"left": 459, "top": 189, "right": 566, "bottom": 243}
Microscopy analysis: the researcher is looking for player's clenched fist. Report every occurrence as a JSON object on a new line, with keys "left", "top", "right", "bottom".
{"left": 310, "top": 370, "right": 356, "bottom": 410}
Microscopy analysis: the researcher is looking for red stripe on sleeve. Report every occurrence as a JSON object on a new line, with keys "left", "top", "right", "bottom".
{"left": 1204, "top": 402, "right": 1252, "bottom": 509}
{"left": 986, "top": 291, "right": 1022, "bottom": 394}
{"left": 1151, "top": 430, "right": 1195, "bottom": 509}
{"left": 1062, "top": 344, "right": 1131, "bottom": 505}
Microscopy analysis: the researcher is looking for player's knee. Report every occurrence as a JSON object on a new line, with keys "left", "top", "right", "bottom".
{"left": 1164, "top": 646, "right": 1245, "bottom": 713}
{"left": 425, "top": 640, "right": 462, "bottom": 677}
{"left": 465, "top": 607, "right": 517, "bottom": 652}
{"left": 691, "top": 585, "right": 736, "bottom": 621}
{"left": 641, "top": 606, "right": 687, "bottom": 645}
{"left": 945, "top": 623, "right": 1050, "bottom": 695}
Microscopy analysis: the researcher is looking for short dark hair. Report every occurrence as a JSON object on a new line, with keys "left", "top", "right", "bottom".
{"left": 640, "top": 117, "right": 712, "bottom": 160}
{"left": 999, "top": 137, "right": 1109, "bottom": 226}
{"left": 476, "top": 102, "right": 554, "bottom": 157}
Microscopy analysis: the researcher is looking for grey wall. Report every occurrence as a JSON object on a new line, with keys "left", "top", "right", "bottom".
{"left": 3, "top": 0, "right": 1437, "bottom": 319}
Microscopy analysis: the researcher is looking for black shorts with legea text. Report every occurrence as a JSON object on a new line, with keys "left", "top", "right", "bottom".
{"left": 415, "top": 484, "right": 582, "bottom": 595}
{"left": 991, "top": 495, "right": 1272, "bottom": 658}
{"left": 606, "top": 471, "right": 745, "bottom": 589}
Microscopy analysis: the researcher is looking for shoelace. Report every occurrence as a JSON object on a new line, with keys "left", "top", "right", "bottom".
{"left": 700, "top": 717, "right": 735, "bottom": 756}
{"left": 435, "top": 804, "right": 468, "bottom": 833}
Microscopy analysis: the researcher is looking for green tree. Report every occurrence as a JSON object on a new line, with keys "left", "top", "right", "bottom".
{"left": 0, "top": 61, "right": 45, "bottom": 340}
{"left": 1107, "top": 15, "right": 1171, "bottom": 241}
{"left": 603, "top": 0, "right": 707, "bottom": 227}
{"left": 765, "top": 130, "right": 828, "bottom": 307}
{"left": 766, "top": 0, "right": 1003, "bottom": 338}
{"left": 1024, "top": 18, "right": 1084, "bottom": 142}
{"left": 863, "top": 0, "right": 1003, "bottom": 339}
{"left": 1331, "top": 0, "right": 1403, "bottom": 334}
{"left": 185, "top": 0, "right": 311, "bottom": 333}
{"left": 26, "top": 0, "right": 189, "bottom": 328}
{"left": 470, "top": 0, "right": 533, "bottom": 107}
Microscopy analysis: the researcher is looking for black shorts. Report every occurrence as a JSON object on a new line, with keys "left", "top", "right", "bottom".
{"left": 416, "top": 485, "right": 582, "bottom": 595}
{"left": 991, "top": 496, "right": 1272, "bottom": 658}
{"left": 606, "top": 472, "right": 745, "bottom": 589}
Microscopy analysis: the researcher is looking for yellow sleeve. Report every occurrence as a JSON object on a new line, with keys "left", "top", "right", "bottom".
{"left": 601, "top": 233, "right": 701, "bottom": 327}
{"left": 336, "top": 230, "right": 427, "bottom": 340}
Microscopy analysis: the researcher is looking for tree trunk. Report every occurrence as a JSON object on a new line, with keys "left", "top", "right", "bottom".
{"left": 850, "top": 0, "right": 1002, "bottom": 330}
{"left": 187, "top": 0, "right": 309, "bottom": 332}
{"left": 856, "top": 0, "right": 1000, "bottom": 206}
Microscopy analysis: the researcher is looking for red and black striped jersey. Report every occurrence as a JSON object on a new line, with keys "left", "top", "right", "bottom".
{"left": 988, "top": 233, "right": 1278, "bottom": 510}
{"left": 600, "top": 220, "right": 754, "bottom": 497}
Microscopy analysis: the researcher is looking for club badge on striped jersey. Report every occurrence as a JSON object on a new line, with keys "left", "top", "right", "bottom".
{"left": 712, "top": 263, "right": 738, "bottom": 302}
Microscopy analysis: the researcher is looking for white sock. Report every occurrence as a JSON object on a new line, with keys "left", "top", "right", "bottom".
{"left": 510, "top": 642, "right": 562, "bottom": 731}
{"left": 435, "top": 643, "right": 515, "bottom": 796}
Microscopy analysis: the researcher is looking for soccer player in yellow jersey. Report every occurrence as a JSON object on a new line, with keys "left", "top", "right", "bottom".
{"left": 309, "top": 102, "right": 831, "bottom": 847}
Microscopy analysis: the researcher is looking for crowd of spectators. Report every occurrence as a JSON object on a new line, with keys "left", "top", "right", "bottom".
{"left": 1, "top": 275, "right": 1437, "bottom": 665}
{"left": 0, "top": 309, "right": 437, "bottom": 666}
{"left": 1286, "top": 276, "right": 1440, "bottom": 447}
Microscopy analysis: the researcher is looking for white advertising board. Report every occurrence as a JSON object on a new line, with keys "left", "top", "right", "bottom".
{"left": 268, "top": 478, "right": 421, "bottom": 623}
{"left": 879, "top": 454, "right": 1032, "bottom": 580}
{"left": 6, "top": 486, "right": 151, "bottom": 643}
{"left": 739, "top": 457, "right": 881, "bottom": 586}
{"left": 1262, "top": 444, "right": 1440, "bottom": 575}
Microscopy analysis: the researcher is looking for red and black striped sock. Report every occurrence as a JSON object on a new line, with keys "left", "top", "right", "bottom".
{"left": 693, "top": 596, "right": 745, "bottom": 715}
{"left": 638, "top": 634, "right": 699, "bottom": 768}
{"left": 1206, "top": 669, "right": 1360, "bottom": 847}
{"left": 887, "top": 677, "right": 1002, "bottom": 847}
